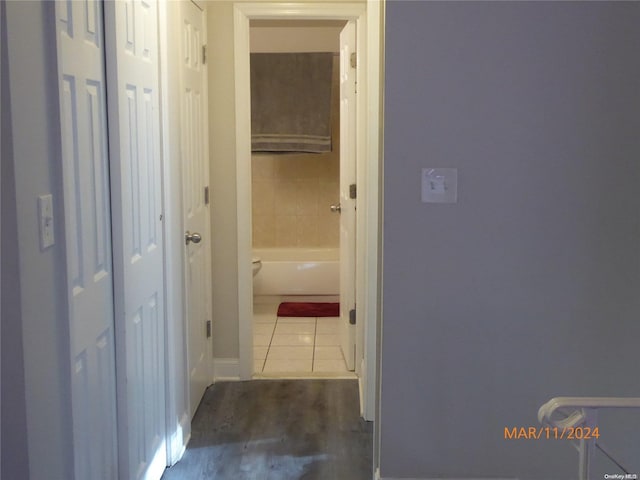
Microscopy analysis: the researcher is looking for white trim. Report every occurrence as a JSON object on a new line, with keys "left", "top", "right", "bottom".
{"left": 233, "top": 4, "right": 254, "bottom": 382}
{"left": 363, "top": 0, "right": 382, "bottom": 424}
{"left": 376, "top": 473, "right": 518, "bottom": 480}
{"left": 213, "top": 358, "right": 241, "bottom": 382}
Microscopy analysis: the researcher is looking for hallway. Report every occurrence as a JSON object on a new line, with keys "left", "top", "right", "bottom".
{"left": 161, "top": 380, "right": 372, "bottom": 480}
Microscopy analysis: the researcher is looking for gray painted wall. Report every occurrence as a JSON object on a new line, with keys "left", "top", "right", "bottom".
{"left": 4, "top": 2, "right": 74, "bottom": 479}
{"left": 381, "top": 2, "right": 640, "bottom": 478}
{"left": 207, "top": 1, "right": 240, "bottom": 358}
{"left": 1, "top": 1, "right": 29, "bottom": 475}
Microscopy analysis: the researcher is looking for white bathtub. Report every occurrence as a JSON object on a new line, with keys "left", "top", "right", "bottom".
{"left": 252, "top": 247, "right": 339, "bottom": 296}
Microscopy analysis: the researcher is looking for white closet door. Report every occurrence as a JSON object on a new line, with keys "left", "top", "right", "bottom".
{"left": 54, "top": 1, "right": 118, "bottom": 478}
{"left": 104, "top": 1, "right": 167, "bottom": 479}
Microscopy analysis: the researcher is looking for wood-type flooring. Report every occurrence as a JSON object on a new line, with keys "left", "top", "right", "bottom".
{"left": 161, "top": 379, "right": 373, "bottom": 480}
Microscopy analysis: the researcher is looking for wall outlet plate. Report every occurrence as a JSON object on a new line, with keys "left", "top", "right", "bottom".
{"left": 421, "top": 168, "right": 457, "bottom": 204}
{"left": 38, "top": 194, "right": 55, "bottom": 249}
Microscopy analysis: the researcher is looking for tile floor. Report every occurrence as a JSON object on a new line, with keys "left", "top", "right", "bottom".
{"left": 253, "top": 303, "right": 355, "bottom": 377}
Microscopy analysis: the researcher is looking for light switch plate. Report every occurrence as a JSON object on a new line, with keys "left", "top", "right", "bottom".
{"left": 38, "top": 194, "right": 55, "bottom": 249}
{"left": 422, "top": 168, "right": 458, "bottom": 204}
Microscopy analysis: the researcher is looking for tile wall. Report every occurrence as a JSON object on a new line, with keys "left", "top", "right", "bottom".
{"left": 251, "top": 56, "right": 340, "bottom": 248}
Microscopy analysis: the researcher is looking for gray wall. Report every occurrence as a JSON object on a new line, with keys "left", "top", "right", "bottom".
{"left": 207, "top": 1, "right": 240, "bottom": 358}
{"left": 1, "top": 0, "right": 29, "bottom": 475}
{"left": 381, "top": 2, "right": 640, "bottom": 478}
{"left": 3, "top": 2, "right": 74, "bottom": 479}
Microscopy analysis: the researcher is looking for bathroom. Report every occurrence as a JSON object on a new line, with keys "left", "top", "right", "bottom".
{"left": 248, "top": 20, "right": 355, "bottom": 377}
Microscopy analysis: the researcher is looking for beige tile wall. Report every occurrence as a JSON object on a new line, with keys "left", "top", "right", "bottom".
{"left": 251, "top": 57, "right": 340, "bottom": 248}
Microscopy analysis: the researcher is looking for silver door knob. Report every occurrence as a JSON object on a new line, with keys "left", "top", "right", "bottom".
{"left": 185, "top": 231, "right": 202, "bottom": 245}
{"left": 330, "top": 203, "right": 341, "bottom": 213}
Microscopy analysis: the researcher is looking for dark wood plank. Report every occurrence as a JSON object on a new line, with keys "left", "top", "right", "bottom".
{"left": 161, "top": 379, "right": 373, "bottom": 480}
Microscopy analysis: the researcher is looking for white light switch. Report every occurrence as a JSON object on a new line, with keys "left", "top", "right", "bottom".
{"left": 422, "top": 168, "right": 458, "bottom": 204}
{"left": 38, "top": 194, "right": 55, "bottom": 249}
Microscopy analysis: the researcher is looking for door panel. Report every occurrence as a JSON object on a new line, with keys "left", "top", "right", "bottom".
{"left": 55, "top": 1, "right": 118, "bottom": 478}
{"left": 181, "top": 0, "right": 212, "bottom": 417}
{"left": 105, "top": 1, "right": 167, "bottom": 479}
{"left": 339, "top": 21, "right": 357, "bottom": 371}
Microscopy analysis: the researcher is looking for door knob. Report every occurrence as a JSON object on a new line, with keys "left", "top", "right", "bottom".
{"left": 185, "top": 231, "right": 202, "bottom": 245}
{"left": 330, "top": 203, "right": 341, "bottom": 213}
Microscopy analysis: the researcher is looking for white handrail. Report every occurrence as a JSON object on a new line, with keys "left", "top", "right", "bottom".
{"left": 538, "top": 396, "right": 640, "bottom": 424}
{"left": 538, "top": 396, "right": 640, "bottom": 480}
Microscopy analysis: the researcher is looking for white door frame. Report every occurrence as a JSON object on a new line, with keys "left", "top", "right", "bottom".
{"left": 233, "top": 1, "right": 381, "bottom": 421}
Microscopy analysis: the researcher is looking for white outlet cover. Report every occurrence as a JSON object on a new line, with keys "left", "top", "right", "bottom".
{"left": 38, "top": 194, "right": 55, "bottom": 249}
{"left": 422, "top": 168, "right": 458, "bottom": 204}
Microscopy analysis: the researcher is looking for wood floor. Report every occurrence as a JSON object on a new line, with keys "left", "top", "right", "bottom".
{"left": 161, "top": 379, "right": 373, "bottom": 480}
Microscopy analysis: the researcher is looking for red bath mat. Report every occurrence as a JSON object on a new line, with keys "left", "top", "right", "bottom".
{"left": 277, "top": 302, "right": 340, "bottom": 317}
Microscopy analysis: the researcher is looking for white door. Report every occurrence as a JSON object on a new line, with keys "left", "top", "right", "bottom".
{"left": 104, "top": 1, "right": 167, "bottom": 479}
{"left": 339, "top": 21, "right": 357, "bottom": 371}
{"left": 180, "top": 0, "right": 213, "bottom": 417}
{"left": 54, "top": 1, "right": 118, "bottom": 478}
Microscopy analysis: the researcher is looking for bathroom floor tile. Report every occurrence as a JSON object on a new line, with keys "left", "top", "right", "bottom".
{"left": 254, "top": 303, "right": 279, "bottom": 315}
{"left": 314, "top": 345, "right": 343, "bottom": 361}
{"left": 253, "top": 304, "right": 278, "bottom": 324}
{"left": 274, "top": 322, "right": 316, "bottom": 335}
{"left": 316, "top": 317, "right": 340, "bottom": 334}
{"left": 253, "top": 324, "right": 276, "bottom": 336}
{"left": 263, "top": 358, "right": 312, "bottom": 374}
{"left": 315, "top": 334, "right": 340, "bottom": 346}
{"left": 277, "top": 316, "right": 316, "bottom": 324}
{"left": 313, "top": 359, "right": 348, "bottom": 373}
{"left": 254, "top": 359, "right": 266, "bottom": 373}
{"left": 268, "top": 346, "right": 313, "bottom": 360}
{"left": 270, "top": 334, "right": 314, "bottom": 346}
{"left": 253, "top": 334, "right": 273, "bottom": 347}
{"left": 254, "top": 346, "right": 269, "bottom": 360}
{"left": 253, "top": 312, "right": 354, "bottom": 377}
{"left": 254, "top": 314, "right": 277, "bottom": 325}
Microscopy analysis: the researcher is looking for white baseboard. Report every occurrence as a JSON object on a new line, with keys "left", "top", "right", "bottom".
{"left": 379, "top": 478, "right": 517, "bottom": 480}
{"left": 212, "top": 357, "right": 241, "bottom": 381}
{"left": 375, "top": 471, "right": 517, "bottom": 480}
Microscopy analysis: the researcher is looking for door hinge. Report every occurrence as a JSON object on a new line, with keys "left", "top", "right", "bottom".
{"left": 202, "top": 45, "right": 207, "bottom": 65}
{"left": 204, "top": 186, "right": 210, "bottom": 205}
{"left": 349, "top": 308, "right": 356, "bottom": 325}
{"left": 349, "top": 183, "right": 357, "bottom": 199}
{"left": 206, "top": 320, "right": 212, "bottom": 338}
{"left": 350, "top": 52, "right": 357, "bottom": 69}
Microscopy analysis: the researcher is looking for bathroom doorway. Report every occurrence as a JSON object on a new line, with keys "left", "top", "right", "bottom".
{"left": 233, "top": 2, "right": 380, "bottom": 421}
{"left": 248, "top": 20, "right": 354, "bottom": 377}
